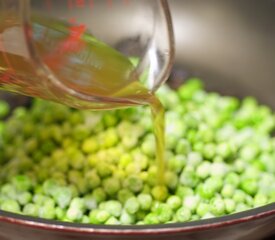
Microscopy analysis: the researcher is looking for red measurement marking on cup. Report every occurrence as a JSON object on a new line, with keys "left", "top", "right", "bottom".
{"left": 0, "top": 58, "right": 16, "bottom": 85}
{"left": 1, "top": 72, "right": 11, "bottom": 83}
{"left": 89, "top": 0, "right": 94, "bottom": 10}
{"left": 68, "top": 0, "right": 74, "bottom": 10}
{"left": 45, "top": 0, "right": 52, "bottom": 10}
{"left": 107, "top": 0, "right": 113, "bottom": 8}
{"left": 75, "top": 0, "right": 85, "bottom": 8}
{"left": 43, "top": 19, "right": 87, "bottom": 70}
{"left": 68, "top": 20, "right": 86, "bottom": 40}
{"left": 68, "top": 0, "right": 85, "bottom": 9}
{"left": 0, "top": 71, "right": 17, "bottom": 84}
{"left": 54, "top": 20, "right": 86, "bottom": 53}
{"left": 67, "top": 0, "right": 130, "bottom": 10}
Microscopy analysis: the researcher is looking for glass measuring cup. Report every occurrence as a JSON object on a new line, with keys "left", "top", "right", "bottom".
{"left": 0, "top": 0, "right": 174, "bottom": 109}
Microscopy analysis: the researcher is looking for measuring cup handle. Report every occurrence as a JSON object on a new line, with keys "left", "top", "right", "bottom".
{"left": 136, "top": 0, "right": 175, "bottom": 92}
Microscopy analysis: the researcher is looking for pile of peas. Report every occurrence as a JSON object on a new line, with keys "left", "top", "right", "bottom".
{"left": 0, "top": 79, "right": 274, "bottom": 225}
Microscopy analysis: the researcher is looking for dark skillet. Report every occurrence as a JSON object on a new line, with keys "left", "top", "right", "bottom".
{"left": 0, "top": 203, "right": 274, "bottom": 240}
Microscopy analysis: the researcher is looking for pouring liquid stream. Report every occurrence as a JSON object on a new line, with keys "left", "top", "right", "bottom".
{"left": 0, "top": 16, "right": 166, "bottom": 184}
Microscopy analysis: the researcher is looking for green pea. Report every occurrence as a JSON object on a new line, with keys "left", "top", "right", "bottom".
{"left": 240, "top": 178, "right": 258, "bottom": 196}
{"left": 154, "top": 203, "right": 173, "bottom": 223}
{"left": 138, "top": 193, "right": 153, "bottom": 211}
{"left": 100, "top": 201, "right": 122, "bottom": 217}
{"left": 102, "top": 177, "right": 121, "bottom": 196}
{"left": 224, "top": 199, "right": 236, "bottom": 213}
{"left": 0, "top": 199, "right": 20, "bottom": 214}
{"left": 210, "top": 198, "right": 225, "bottom": 216}
{"left": 152, "top": 185, "right": 168, "bottom": 202}
{"left": 144, "top": 213, "right": 160, "bottom": 224}
{"left": 89, "top": 209, "right": 110, "bottom": 224}
{"left": 196, "top": 202, "right": 210, "bottom": 217}
{"left": 176, "top": 207, "right": 191, "bottom": 222}
{"left": 125, "top": 197, "right": 140, "bottom": 214}
{"left": 166, "top": 195, "right": 182, "bottom": 211}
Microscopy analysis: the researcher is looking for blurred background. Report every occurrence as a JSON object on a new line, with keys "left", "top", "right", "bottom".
{"left": 168, "top": 0, "right": 275, "bottom": 108}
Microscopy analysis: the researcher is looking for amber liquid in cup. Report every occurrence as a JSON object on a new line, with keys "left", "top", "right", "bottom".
{"left": 0, "top": 16, "right": 166, "bottom": 184}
